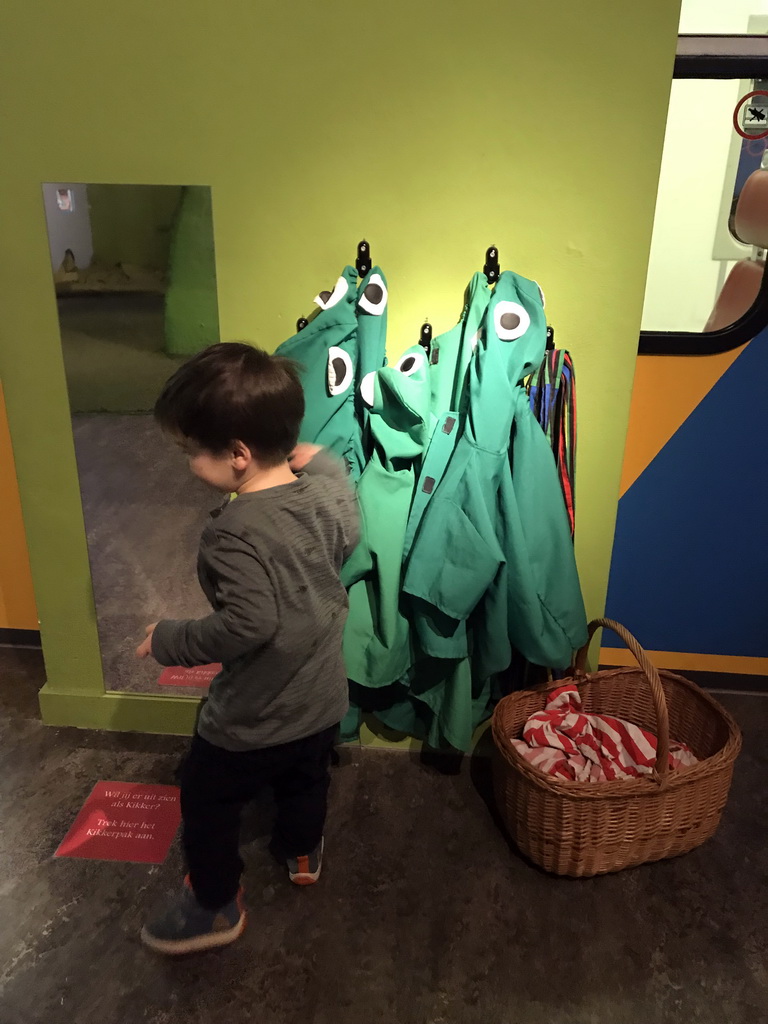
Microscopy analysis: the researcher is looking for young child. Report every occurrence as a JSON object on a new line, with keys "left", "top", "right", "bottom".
{"left": 136, "top": 342, "right": 359, "bottom": 956}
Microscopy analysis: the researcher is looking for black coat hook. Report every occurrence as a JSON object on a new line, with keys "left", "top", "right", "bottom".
{"left": 296, "top": 317, "right": 309, "bottom": 332}
{"left": 484, "top": 246, "right": 500, "bottom": 284}
{"left": 419, "top": 321, "right": 432, "bottom": 356}
{"left": 356, "top": 240, "right": 372, "bottom": 278}
{"left": 546, "top": 326, "right": 555, "bottom": 351}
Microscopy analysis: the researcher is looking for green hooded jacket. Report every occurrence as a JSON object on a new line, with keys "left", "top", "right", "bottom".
{"left": 403, "top": 271, "right": 587, "bottom": 674}
{"left": 275, "top": 265, "right": 363, "bottom": 472}
{"left": 342, "top": 345, "right": 432, "bottom": 687}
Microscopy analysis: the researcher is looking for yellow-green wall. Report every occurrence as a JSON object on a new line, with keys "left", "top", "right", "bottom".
{"left": 0, "top": 0, "right": 680, "bottom": 731}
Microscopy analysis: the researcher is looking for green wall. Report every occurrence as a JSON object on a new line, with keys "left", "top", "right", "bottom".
{"left": 0, "top": 0, "right": 681, "bottom": 732}
{"left": 165, "top": 186, "right": 221, "bottom": 355}
{"left": 88, "top": 183, "right": 182, "bottom": 271}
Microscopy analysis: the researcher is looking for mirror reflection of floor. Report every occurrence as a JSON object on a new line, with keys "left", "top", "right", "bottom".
{"left": 60, "top": 294, "right": 185, "bottom": 414}
{"left": 72, "top": 414, "right": 214, "bottom": 697}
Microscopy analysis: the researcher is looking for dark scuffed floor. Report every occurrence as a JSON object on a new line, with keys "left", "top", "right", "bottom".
{"left": 1, "top": 647, "right": 766, "bottom": 1024}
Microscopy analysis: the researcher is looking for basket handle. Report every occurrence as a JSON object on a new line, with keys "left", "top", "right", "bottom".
{"left": 573, "top": 618, "right": 670, "bottom": 782}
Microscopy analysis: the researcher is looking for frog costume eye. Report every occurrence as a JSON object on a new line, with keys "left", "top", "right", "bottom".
{"left": 314, "top": 275, "right": 350, "bottom": 310}
{"left": 395, "top": 349, "right": 427, "bottom": 377}
{"left": 327, "top": 346, "right": 354, "bottom": 396}
{"left": 358, "top": 272, "right": 388, "bottom": 315}
{"left": 494, "top": 300, "right": 531, "bottom": 341}
{"left": 359, "top": 371, "right": 376, "bottom": 408}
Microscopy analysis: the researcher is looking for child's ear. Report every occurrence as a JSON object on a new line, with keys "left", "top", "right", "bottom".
{"left": 230, "top": 440, "right": 252, "bottom": 468}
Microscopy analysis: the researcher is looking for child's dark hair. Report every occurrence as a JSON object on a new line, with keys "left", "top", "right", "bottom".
{"left": 155, "top": 343, "right": 305, "bottom": 466}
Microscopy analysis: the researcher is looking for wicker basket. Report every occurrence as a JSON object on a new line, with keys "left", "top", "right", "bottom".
{"left": 491, "top": 618, "right": 742, "bottom": 877}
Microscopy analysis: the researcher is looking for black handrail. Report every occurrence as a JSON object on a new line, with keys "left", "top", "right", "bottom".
{"left": 640, "top": 268, "right": 768, "bottom": 355}
{"left": 675, "top": 34, "right": 768, "bottom": 79}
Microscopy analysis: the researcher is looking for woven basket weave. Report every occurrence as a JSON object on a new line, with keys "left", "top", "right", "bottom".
{"left": 491, "top": 619, "right": 742, "bottom": 877}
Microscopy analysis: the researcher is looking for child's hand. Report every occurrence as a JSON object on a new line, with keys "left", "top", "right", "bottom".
{"left": 136, "top": 623, "right": 158, "bottom": 660}
{"left": 289, "top": 443, "right": 322, "bottom": 472}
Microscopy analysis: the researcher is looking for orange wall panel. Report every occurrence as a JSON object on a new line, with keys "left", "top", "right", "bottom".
{"left": 0, "top": 383, "right": 37, "bottom": 630}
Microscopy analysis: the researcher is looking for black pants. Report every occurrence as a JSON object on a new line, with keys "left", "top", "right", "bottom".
{"left": 181, "top": 725, "right": 337, "bottom": 909}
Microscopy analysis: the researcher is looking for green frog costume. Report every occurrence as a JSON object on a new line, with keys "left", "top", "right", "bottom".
{"left": 275, "top": 265, "right": 364, "bottom": 475}
{"left": 402, "top": 273, "right": 493, "bottom": 661}
{"left": 279, "top": 261, "right": 586, "bottom": 751}
{"left": 353, "top": 266, "right": 389, "bottom": 475}
{"left": 356, "top": 267, "right": 389, "bottom": 379}
{"left": 429, "top": 271, "right": 493, "bottom": 420}
{"left": 364, "top": 277, "right": 495, "bottom": 752}
{"left": 403, "top": 270, "right": 587, "bottom": 683}
{"left": 489, "top": 273, "right": 587, "bottom": 671}
{"left": 342, "top": 345, "right": 432, "bottom": 686}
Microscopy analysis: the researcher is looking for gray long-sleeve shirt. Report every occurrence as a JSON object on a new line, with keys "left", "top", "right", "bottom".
{"left": 152, "top": 451, "right": 360, "bottom": 750}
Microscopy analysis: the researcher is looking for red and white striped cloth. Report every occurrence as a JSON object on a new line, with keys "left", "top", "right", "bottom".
{"left": 510, "top": 684, "right": 698, "bottom": 782}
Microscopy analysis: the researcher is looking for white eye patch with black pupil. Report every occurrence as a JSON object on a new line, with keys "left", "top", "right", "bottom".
{"left": 395, "top": 350, "right": 427, "bottom": 376}
{"left": 359, "top": 371, "right": 376, "bottom": 408}
{"left": 358, "top": 273, "right": 388, "bottom": 315}
{"left": 314, "top": 275, "right": 349, "bottom": 310}
{"left": 494, "top": 301, "right": 531, "bottom": 341}
{"left": 327, "top": 347, "right": 354, "bottom": 396}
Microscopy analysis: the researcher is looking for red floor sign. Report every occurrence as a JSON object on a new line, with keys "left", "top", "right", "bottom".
{"left": 157, "top": 664, "right": 221, "bottom": 688}
{"left": 55, "top": 782, "right": 181, "bottom": 864}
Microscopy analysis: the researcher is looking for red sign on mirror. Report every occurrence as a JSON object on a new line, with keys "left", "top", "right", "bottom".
{"left": 157, "top": 664, "right": 221, "bottom": 688}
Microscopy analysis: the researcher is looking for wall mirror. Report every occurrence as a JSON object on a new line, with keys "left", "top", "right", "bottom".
{"left": 42, "top": 183, "right": 220, "bottom": 697}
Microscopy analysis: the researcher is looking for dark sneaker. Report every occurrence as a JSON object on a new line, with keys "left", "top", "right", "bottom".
{"left": 287, "top": 837, "right": 324, "bottom": 886}
{"left": 141, "top": 884, "right": 245, "bottom": 955}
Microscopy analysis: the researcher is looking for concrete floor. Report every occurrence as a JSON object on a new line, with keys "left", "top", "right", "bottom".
{"left": 0, "top": 645, "right": 766, "bottom": 1024}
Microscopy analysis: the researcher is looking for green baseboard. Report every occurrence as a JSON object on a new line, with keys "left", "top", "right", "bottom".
{"left": 38, "top": 687, "right": 494, "bottom": 756}
{"left": 359, "top": 715, "right": 492, "bottom": 754}
{"left": 39, "top": 685, "right": 201, "bottom": 735}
